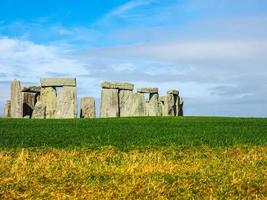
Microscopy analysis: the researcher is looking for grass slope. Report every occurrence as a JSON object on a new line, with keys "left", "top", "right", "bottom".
{"left": 0, "top": 117, "right": 266, "bottom": 149}
{"left": 0, "top": 117, "right": 266, "bottom": 199}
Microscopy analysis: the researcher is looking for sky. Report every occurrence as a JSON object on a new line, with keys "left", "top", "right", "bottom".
{"left": 0, "top": 0, "right": 267, "bottom": 117}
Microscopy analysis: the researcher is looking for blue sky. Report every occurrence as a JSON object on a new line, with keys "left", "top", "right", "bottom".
{"left": 0, "top": 0, "right": 267, "bottom": 117}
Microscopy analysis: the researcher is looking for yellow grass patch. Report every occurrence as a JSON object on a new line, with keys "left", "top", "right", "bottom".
{"left": 0, "top": 146, "right": 266, "bottom": 199}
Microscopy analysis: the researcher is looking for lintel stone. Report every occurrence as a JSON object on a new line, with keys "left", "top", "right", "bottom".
{"left": 137, "top": 88, "right": 158, "bottom": 94}
{"left": 22, "top": 86, "right": 41, "bottom": 93}
{"left": 167, "top": 89, "right": 179, "bottom": 95}
{"left": 41, "top": 78, "right": 76, "bottom": 87}
{"left": 101, "top": 81, "right": 134, "bottom": 90}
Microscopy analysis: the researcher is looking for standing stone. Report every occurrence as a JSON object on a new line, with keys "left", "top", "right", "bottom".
{"left": 80, "top": 97, "right": 96, "bottom": 118}
{"left": 4, "top": 100, "right": 11, "bottom": 118}
{"left": 159, "top": 96, "right": 169, "bottom": 116}
{"left": 56, "top": 86, "right": 77, "bottom": 118}
{"left": 10, "top": 80, "right": 23, "bottom": 118}
{"left": 100, "top": 88, "right": 119, "bottom": 118}
{"left": 178, "top": 97, "right": 184, "bottom": 116}
{"left": 32, "top": 100, "right": 46, "bottom": 119}
{"left": 167, "top": 93, "right": 176, "bottom": 116}
{"left": 23, "top": 92, "right": 36, "bottom": 118}
{"left": 147, "top": 93, "right": 160, "bottom": 116}
{"left": 119, "top": 90, "right": 133, "bottom": 117}
{"left": 40, "top": 87, "right": 57, "bottom": 119}
{"left": 128, "top": 93, "right": 146, "bottom": 117}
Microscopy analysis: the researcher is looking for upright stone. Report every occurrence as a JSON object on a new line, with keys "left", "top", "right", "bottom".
{"left": 178, "top": 97, "right": 184, "bottom": 116}
{"left": 10, "top": 80, "right": 23, "bottom": 118}
{"left": 128, "top": 93, "right": 146, "bottom": 117}
{"left": 56, "top": 86, "right": 77, "bottom": 118}
{"left": 80, "top": 97, "right": 96, "bottom": 118}
{"left": 147, "top": 93, "right": 160, "bottom": 116}
{"left": 23, "top": 92, "right": 36, "bottom": 118}
{"left": 4, "top": 100, "right": 11, "bottom": 118}
{"left": 40, "top": 87, "right": 57, "bottom": 119}
{"left": 32, "top": 98, "right": 46, "bottom": 119}
{"left": 119, "top": 90, "right": 133, "bottom": 117}
{"left": 159, "top": 96, "right": 169, "bottom": 116}
{"left": 100, "top": 88, "right": 119, "bottom": 118}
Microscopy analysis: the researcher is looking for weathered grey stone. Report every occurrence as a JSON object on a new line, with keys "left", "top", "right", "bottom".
{"left": 21, "top": 86, "right": 41, "bottom": 93}
{"left": 119, "top": 90, "right": 134, "bottom": 117}
{"left": 177, "top": 97, "right": 184, "bottom": 116}
{"left": 147, "top": 93, "right": 160, "bottom": 116}
{"left": 40, "top": 87, "right": 57, "bottom": 119}
{"left": 10, "top": 80, "right": 23, "bottom": 118}
{"left": 127, "top": 93, "right": 146, "bottom": 117}
{"left": 137, "top": 88, "right": 158, "bottom": 94}
{"left": 32, "top": 101, "right": 46, "bottom": 119}
{"left": 4, "top": 100, "right": 11, "bottom": 118}
{"left": 56, "top": 86, "right": 77, "bottom": 118}
{"left": 159, "top": 96, "right": 169, "bottom": 116}
{"left": 41, "top": 78, "right": 76, "bottom": 87}
{"left": 101, "top": 81, "right": 134, "bottom": 90}
{"left": 23, "top": 115, "right": 30, "bottom": 119}
{"left": 100, "top": 88, "right": 119, "bottom": 118}
{"left": 23, "top": 92, "right": 37, "bottom": 118}
{"left": 80, "top": 97, "right": 96, "bottom": 118}
{"left": 167, "top": 89, "right": 179, "bottom": 95}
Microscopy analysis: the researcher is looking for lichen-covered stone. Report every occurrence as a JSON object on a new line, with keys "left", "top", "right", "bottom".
{"left": 177, "top": 97, "right": 184, "bottom": 116}
{"left": 32, "top": 101, "right": 46, "bottom": 119}
{"left": 137, "top": 88, "right": 158, "bottom": 94}
{"left": 119, "top": 90, "right": 133, "bottom": 117}
{"left": 10, "top": 80, "right": 23, "bottom": 118}
{"left": 147, "top": 93, "right": 160, "bottom": 116}
{"left": 40, "top": 87, "right": 57, "bottom": 119}
{"left": 21, "top": 86, "right": 41, "bottom": 93}
{"left": 101, "top": 81, "right": 134, "bottom": 90}
{"left": 56, "top": 86, "right": 77, "bottom": 118}
{"left": 41, "top": 78, "right": 76, "bottom": 87}
{"left": 80, "top": 97, "right": 96, "bottom": 118}
{"left": 4, "top": 100, "right": 11, "bottom": 118}
{"left": 167, "top": 89, "right": 179, "bottom": 95}
{"left": 128, "top": 93, "right": 146, "bottom": 117}
{"left": 100, "top": 88, "right": 119, "bottom": 118}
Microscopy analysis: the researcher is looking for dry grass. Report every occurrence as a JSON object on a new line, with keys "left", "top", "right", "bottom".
{"left": 0, "top": 146, "right": 266, "bottom": 199}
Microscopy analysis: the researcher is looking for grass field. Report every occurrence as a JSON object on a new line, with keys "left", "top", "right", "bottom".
{"left": 0, "top": 117, "right": 266, "bottom": 199}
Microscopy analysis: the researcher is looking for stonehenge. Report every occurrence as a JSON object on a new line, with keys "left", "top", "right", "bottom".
{"left": 3, "top": 79, "right": 184, "bottom": 119}
{"left": 100, "top": 81, "right": 183, "bottom": 118}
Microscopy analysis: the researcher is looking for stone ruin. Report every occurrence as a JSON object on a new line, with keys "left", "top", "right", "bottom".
{"left": 100, "top": 81, "right": 183, "bottom": 118}
{"left": 3, "top": 79, "right": 183, "bottom": 119}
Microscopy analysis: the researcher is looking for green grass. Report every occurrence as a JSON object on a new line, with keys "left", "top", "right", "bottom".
{"left": 0, "top": 117, "right": 266, "bottom": 149}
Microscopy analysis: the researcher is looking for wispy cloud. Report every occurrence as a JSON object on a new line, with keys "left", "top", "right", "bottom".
{"left": 110, "top": 0, "right": 156, "bottom": 16}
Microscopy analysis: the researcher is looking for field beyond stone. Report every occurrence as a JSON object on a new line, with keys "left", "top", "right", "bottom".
{"left": 0, "top": 117, "right": 266, "bottom": 199}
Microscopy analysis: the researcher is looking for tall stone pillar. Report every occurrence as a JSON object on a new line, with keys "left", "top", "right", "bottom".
{"left": 56, "top": 86, "right": 77, "bottom": 118}
{"left": 40, "top": 87, "right": 57, "bottom": 119}
{"left": 80, "top": 97, "right": 96, "bottom": 118}
{"left": 178, "top": 97, "right": 184, "bottom": 116}
{"left": 119, "top": 90, "right": 133, "bottom": 117}
{"left": 10, "top": 80, "right": 23, "bottom": 118}
{"left": 100, "top": 88, "right": 119, "bottom": 118}
{"left": 167, "top": 90, "right": 179, "bottom": 116}
{"left": 4, "top": 100, "right": 11, "bottom": 118}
